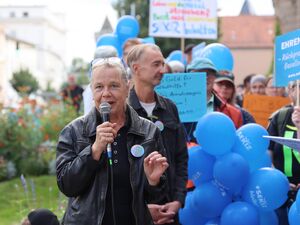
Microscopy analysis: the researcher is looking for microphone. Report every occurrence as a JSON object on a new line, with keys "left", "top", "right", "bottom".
{"left": 99, "top": 102, "right": 112, "bottom": 160}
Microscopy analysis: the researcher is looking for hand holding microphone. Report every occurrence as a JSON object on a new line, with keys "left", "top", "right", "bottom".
{"left": 92, "top": 102, "right": 117, "bottom": 161}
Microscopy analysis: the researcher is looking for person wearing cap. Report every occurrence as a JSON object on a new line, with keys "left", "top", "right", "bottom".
{"left": 185, "top": 58, "right": 243, "bottom": 143}
{"left": 21, "top": 208, "right": 60, "bottom": 225}
{"left": 184, "top": 44, "right": 195, "bottom": 65}
{"left": 214, "top": 70, "right": 255, "bottom": 124}
{"left": 250, "top": 74, "right": 267, "bottom": 95}
{"left": 127, "top": 43, "right": 188, "bottom": 225}
{"left": 83, "top": 45, "right": 118, "bottom": 115}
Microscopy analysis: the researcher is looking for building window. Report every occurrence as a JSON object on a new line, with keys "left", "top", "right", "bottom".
{"left": 9, "top": 12, "right": 15, "bottom": 18}
{"left": 23, "top": 12, "right": 29, "bottom": 17}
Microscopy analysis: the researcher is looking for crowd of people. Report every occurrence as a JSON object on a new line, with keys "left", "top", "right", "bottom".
{"left": 23, "top": 39, "right": 299, "bottom": 225}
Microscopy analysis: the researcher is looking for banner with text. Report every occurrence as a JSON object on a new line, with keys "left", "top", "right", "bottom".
{"left": 275, "top": 29, "right": 300, "bottom": 86}
{"left": 149, "top": 0, "right": 218, "bottom": 39}
{"left": 155, "top": 73, "right": 206, "bottom": 122}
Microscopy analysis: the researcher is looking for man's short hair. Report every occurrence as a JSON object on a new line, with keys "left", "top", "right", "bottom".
{"left": 122, "top": 38, "right": 142, "bottom": 52}
{"left": 126, "top": 43, "right": 162, "bottom": 69}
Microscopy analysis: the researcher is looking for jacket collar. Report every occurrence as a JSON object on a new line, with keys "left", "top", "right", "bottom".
{"left": 83, "top": 105, "right": 146, "bottom": 138}
{"left": 128, "top": 87, "right": 167, "bottom": 111}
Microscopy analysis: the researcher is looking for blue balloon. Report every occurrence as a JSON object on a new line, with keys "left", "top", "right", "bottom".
{"left": 220, "top": 201, "right": 259, "bottom": 225}
{"left": 116, "top": 15, "right": 140, "bottom": 42}
{"left": 96, "top": 34, "right": 122, "bottom": 56}
{"left": 232, "top": 123, "right": 269, "bottom": 161}
{"left": 205, "top": 218, "right": 220, "bottom": 225}
{"left": 213, "top": 153, "right": 250, "bottom": 195}
{"left": 289, "top": 202, "right": 300, "bottom": 225}
{"left": 259, "top": 211, "right": 279, "bottom": 225}
{"left": 192, "top": 181, "right": 232, "bottom": 218}
{"left": 166, "top": 50, "right": 187, "bottom": 65}
{"left": 179, "top": 192, "right": 209, "bottom": 225}
{"left": 296, "top": 191, "right": 300, "bottom": 212}
{"left": 195, "top": 112, "right": 236, "bottom": 156}
{"left": 200, "top": 43, "right": 234, "bottom": 71}
{"left": 188, "top": 146, "right": 215, "bottom": 187}
{"left": 242, "top": 168, "right": 289, "bottom": 211}
{"left": 249, "top": 152, "right": 272, "bottom": 173}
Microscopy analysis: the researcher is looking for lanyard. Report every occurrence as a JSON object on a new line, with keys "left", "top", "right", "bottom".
{"left": 283, "top": 129, "right": 300, "bottom": 177}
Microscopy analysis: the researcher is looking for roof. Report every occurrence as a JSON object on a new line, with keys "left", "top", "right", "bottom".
{"left": 240, "top": 0, "right": 255, "bottom": 15}
{"left": 219, "top": 15, "right": 275, "bottom": 48}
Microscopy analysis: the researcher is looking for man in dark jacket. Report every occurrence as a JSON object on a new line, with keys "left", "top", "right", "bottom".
{"left": 56, "top": 57, "right": 169, "bottom": 225}
{"left": 127, "top": 43, "right": 188, "bottom": 225}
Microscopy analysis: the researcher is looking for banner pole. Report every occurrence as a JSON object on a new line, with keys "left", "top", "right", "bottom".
{"left": 181, "top": 38, "right": 185, "bottom": 62}
{"left": 297, "top": 80, "right": 300, "bottom": 107}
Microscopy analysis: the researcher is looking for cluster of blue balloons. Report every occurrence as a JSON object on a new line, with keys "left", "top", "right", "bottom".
{"left": 288, "top": 192, "right": 300, "bottom": 225}
{"left": 167, "top": 42, "right": 234, "bottom": 71}
{"left": 180, "top": 112, "right": 290, "bottom": 225}
{"left": 96, "top": 15, "right": 140, "bottom": 56}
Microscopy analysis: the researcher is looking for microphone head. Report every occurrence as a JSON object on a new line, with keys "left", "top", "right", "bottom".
{"left": 99, "top": 102, "right": 111, "bottom": 114}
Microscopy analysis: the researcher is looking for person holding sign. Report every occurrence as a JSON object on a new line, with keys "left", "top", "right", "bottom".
{"left": 184, "top": 58, "right": 243, "bottom": 143}
{"left": 267, "top": 80, "right": 300, "bottom": 225}
{"left": 127, "top": 44, "right": 188, "bottom": 225}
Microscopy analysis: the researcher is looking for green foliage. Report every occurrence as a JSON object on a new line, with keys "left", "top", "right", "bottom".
{"left": 0, "top": 100, "right": 78, "bottom": 179}
{"left": 18, "top": 156, "right": 48, "bottom": 176}
{"left": 69, "top": 58, "right": 90, "bottom": 86}
{"left": 77, "top": 73, "right": 90, "bottom": 86}
{"left": 40, "top": 103, "right": 78, "bottom": 142}
{"left": 10, "top": 68, "right": 39, "bottom": 95}
{"left": 0, "top": 175, "right": 67, "bottom": 225}
{"left": 0, "top": 108, "right": 43, "bottom": 171}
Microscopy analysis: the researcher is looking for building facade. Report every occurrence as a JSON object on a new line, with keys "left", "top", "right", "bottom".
{"left": 0, "top": 4, "right": 67, "bottom": 90}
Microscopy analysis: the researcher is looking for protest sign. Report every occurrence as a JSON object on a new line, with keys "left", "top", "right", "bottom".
{"left": 243, "top": 94, "right": 290, "bottom": 128}
{"left": 149, "top": 0, "right": 217, "bottom": 39}
{"left": 275, "top": 29, "right": 300, "bottom": 86}
{"left": 155, "top": 72, "right": 206, "bottom": 122}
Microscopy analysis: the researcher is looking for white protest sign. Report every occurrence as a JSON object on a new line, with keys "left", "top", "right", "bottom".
{"left": 149, "top": 0, "right": 218, "bottom": 39}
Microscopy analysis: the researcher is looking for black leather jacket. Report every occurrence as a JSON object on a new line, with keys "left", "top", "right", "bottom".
{"left": 128, "top": 88, "right": 188, "bottom": 207}
{"left": 56, "top": 105, "right": 168, "bottom": 225}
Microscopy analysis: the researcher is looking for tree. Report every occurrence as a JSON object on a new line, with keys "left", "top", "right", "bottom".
{"left": 10, "top": 68, "right": 39, "bottom": 95}
{"left": 69, "top": 58, "right": 90, "bottom": 86}
{"left": 113, "top": 1, "right": 219, "bottom": 57}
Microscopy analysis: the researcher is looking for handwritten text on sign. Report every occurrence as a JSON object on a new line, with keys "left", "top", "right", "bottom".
{"left": 149, "top": 0, "right": 217, "bottom": 39}
{"left": 155, "top": 73, "right": 206, "bottom": 122}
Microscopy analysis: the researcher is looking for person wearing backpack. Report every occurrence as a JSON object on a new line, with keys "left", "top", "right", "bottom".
{"left": 267, "top": 81, "right": 300, "bottom": 225}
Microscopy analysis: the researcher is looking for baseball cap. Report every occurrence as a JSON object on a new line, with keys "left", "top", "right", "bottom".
{"left": 215, "top": 71, "right": 235, "bottom": 85}
{"left": 186, "top": 58, "right": 217, "bottom": 73}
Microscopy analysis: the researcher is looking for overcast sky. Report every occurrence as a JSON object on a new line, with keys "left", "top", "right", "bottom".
{"left": 0, "top": 0, "right": 275, "bottom": 65}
